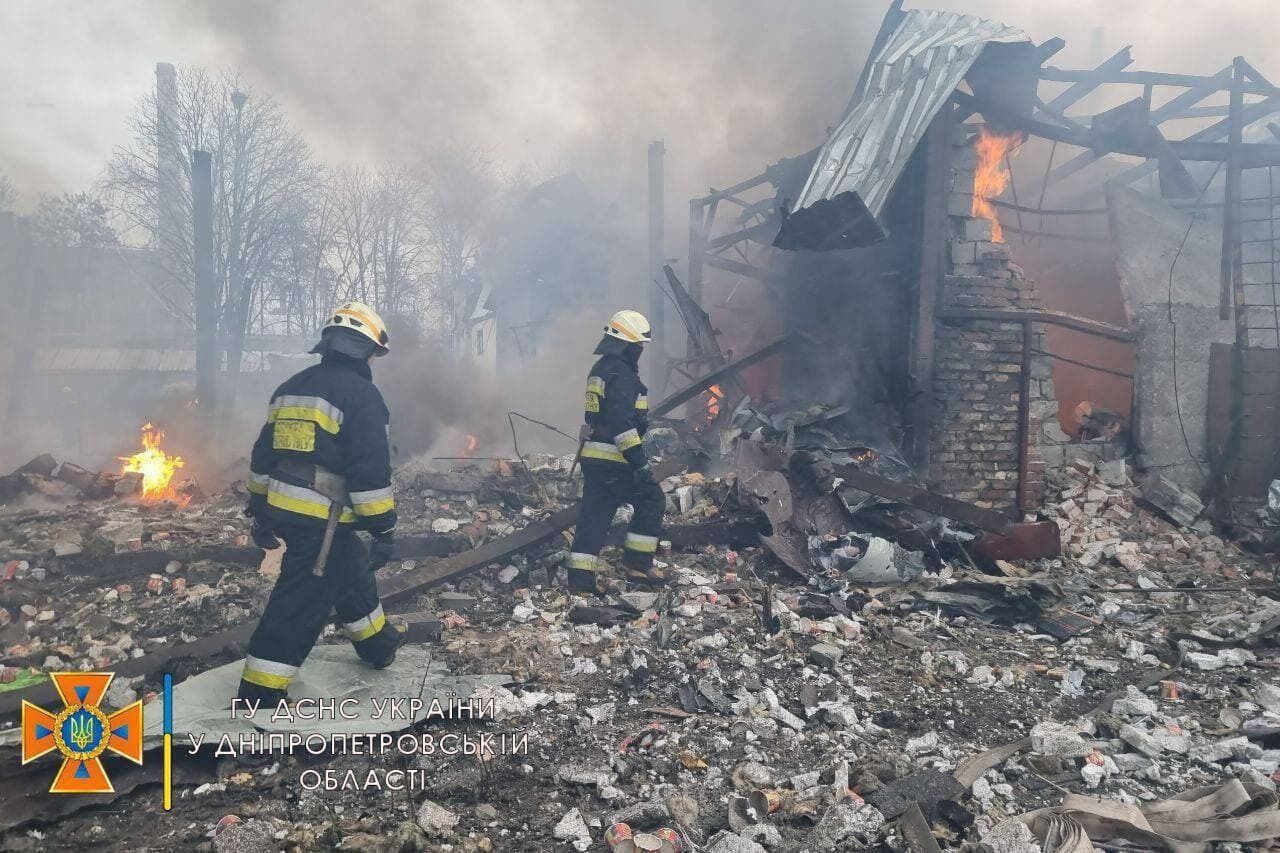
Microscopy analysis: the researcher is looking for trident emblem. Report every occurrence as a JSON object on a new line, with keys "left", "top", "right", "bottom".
{"left": 69, "top": 713, "right": 96, "bottom": 751}
{"left": 22, "top": 672, "right": 143, "bottom": 794}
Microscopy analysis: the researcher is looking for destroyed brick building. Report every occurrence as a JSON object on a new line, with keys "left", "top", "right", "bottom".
{"left": 8, "top": 3, "right": 1280, "bottom": 853}
{"left": 678, "top": 2, "right": 1280, "bottom": 530}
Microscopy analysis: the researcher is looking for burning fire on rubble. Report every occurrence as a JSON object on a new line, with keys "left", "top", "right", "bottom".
{"left": 704, "top": 385, "right": 725, "bottom": 421}
{"left": 971, "top": 126, "right": 1023, "bottom": 243}
{"left": 852, "top": 449, "right": 878, "bottom": 465}
{"left": 463, "top": 434, "right": 479, "bottom": 456}
{"left": 119, "top": 423, "right": 187, "bottom": 504}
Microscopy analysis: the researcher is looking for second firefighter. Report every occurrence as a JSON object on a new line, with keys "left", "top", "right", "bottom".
{"left": 567, "top": 309, "right": 667, "bottom": 592}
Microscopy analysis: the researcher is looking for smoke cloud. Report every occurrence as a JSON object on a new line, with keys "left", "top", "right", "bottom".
{"left": 2, "top": 0, "right": 1277, "bottom": 477}
{"left": 2, "top": 0, "right": 1277, "bottom": 215}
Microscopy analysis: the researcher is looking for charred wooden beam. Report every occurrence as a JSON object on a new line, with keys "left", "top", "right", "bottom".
{"left": 60, "top": 545, "right": 263, "bottom": 584}
{"left": 900, "top": 802, "right": 945, "bottom": 853}
{"left": 378, "top": 506, "right": 580, "bottom": 604}
{"left": 955, "top": 90, "right": 1280, "bottom": 167}
{"left": 1239, "top": 58, "right": 1278, "bottom": 92}
{"left": 663, "top": 264, "right": 722, "bottom": 363}
{"left": 392, "top": 534, "right": 466, "bottom": 560}
{"left": 1039, "top": 66, "right": 1278, "bottom": 96}
{"left": 1041, "top": 47, "right": 1133, "bottom": 113}
{"left": 691, "top": 172, "right": 774, "bottom": 207}
{"left": 936, "top": 307, "right": 1134, "bottom": 343}
{"left": 834, "top": 465, "right": 1013, "bottom": 534}
{"left": 708, "top": 218, "right": 780, "bottom": 251}
{"left": 651, "top": 336, "right": 790, "bottom": 417}
{"left": 1110, "top": 94, "right": 1280, "bottom": 186}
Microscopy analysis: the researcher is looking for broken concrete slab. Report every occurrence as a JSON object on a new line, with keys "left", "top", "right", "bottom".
{"left": 140, "top": 645, "right": 509, "bottom": 744}
{"left": 1141, "top": 473, "right": 1204, "bottom": 528}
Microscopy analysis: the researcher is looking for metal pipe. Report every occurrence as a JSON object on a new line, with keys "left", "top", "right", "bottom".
{"left": 1016, "top": 318, "right": 1034, "bottom": 518}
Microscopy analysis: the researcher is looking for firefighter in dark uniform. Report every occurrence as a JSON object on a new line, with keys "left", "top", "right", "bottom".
{"left": 237, "top": 301, "right": 401, "bottom": 704}
{"left": 567, "top": 309, "right": 667, "bottom": 592}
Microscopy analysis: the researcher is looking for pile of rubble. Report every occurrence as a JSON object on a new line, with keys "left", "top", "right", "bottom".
{"left": 5, "top": 436, "right": 1280, "bottom": 852}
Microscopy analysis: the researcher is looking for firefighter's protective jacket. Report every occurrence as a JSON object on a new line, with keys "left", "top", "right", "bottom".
{"left": 246, "top": 353, "right": 396, "bottom": 533}
{"left": 581, "top": 353, "right": 649, "bottom": 467}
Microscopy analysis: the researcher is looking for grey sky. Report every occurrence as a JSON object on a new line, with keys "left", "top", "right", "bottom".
{"left": 2, "top": 1, "right": 1276, "bottom": 209}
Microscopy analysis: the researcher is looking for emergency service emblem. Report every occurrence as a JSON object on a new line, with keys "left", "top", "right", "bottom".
{"left": 21, "top": 672, "right": 144, "bottom": 793}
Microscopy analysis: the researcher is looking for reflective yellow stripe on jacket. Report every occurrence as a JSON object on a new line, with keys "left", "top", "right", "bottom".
{"left": 267, "top": 395, "right": 345, "bottom": 435}
{"left": 580, "top": 441, "right": 626, "bottom": 463}
{"left": 615, "top": 428, "right": 643, "bottom": 452}
{"left": 247, "top": 471, "right": 269, "bottom": 495}
{"left": 266, "top": 478, "right": 357, "bottom": 522}
{"left": 585, "top": 376, "right": 605, "bottom": 414}
{"left": 350, "top": 486, "right": 395, "bottom": 518}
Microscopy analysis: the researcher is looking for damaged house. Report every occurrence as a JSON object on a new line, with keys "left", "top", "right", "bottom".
{"left": 675, "top": 1, "right": 1280, "bottom": 533}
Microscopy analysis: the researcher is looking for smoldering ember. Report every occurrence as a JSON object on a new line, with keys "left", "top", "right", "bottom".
{"left": 9, "top": 4, "right": 1280, "bottom": 853}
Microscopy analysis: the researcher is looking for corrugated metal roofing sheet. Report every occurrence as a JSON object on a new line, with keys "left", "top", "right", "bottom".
{"left": 792, "top": 7, "right": 1027, "bottom": 217}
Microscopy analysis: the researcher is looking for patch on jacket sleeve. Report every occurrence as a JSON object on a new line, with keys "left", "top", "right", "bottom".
{"left": 272, "top": 419, "right": 316, "bottom": 452}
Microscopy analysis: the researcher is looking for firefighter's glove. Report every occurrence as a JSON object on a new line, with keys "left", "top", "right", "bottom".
{"left": 249, "top": 518, "right": 280, "bottom": 550}
{"left": 369, "top": 530, "right": 396, "bottom": 572}
{"left": 633, "top": 464, "right": 656, "bottom": 488}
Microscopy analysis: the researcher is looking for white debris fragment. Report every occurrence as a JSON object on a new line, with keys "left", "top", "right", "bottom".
{"left": 1059, "top": 667, "right": 1085, "bottom": 697}
{"left": 1030, "top": 721, "right": 1090, "bottom": 757}
{"left": 980, "top": 817, "right": 1043, "bottom": 853}
{"left": 1111, "top": 685, "right": 1159, "bottom": 717}
{"left": 415, "top": 800, "right": 459, "bottom": 837}
{"left": 906, "top": 732, "right": 939, "bottom": 755}
{"left": 552, "top": 807, "right": 591, "bottom": 851}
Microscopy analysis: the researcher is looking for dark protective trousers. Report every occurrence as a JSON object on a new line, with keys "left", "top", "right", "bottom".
{"left": 569, "top": 460, "right": 665, "bottom": 574}
{"left": 236, "top": 523, "right": 399, "bottom": 703}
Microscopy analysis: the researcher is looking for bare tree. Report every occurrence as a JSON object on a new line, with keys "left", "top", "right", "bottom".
{"left": 105, "top": 66, "right": 318, "bottom": 411}
{"left": 419, "top": 146, "right": 518, "bottom": 352}
{"left": 32, "top": 192, "right": 117, "bottom": 249}
{"left": 325, "top": 164, "right": 429, "bottom": 321}
{"left": 260, "top": 191, "right": 339, "bottom": 337}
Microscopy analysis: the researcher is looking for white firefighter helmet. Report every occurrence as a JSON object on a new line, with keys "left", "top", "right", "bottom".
{"left": 603, "top": 309, "right": 652, "bottom": 344}
{"left": 322, "top": 301, "right": 390, "bottom": 355}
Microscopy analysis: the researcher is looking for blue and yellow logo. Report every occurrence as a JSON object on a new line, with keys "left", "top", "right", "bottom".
{"left": 21, "top": 672, "right": 143, "bottom": 793}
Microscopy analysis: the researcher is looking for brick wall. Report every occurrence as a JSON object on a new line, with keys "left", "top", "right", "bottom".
{"left": 928, "top": 124, "right": 1064, "bottom": 513}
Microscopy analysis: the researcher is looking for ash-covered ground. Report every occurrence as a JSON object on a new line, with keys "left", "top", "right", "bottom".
{"left": 4, "top": 449, "right": 1280, "bottom": 853}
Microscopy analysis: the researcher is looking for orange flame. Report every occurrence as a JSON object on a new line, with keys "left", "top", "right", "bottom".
{"left": 972, "top": 127, "right": 1022, "bottom": 243}
{"left": 705, "top": 385, "right": 724, "bottom": 420}
{"left": 464, "top": 434, "right": 479, "bottom": 456}
{"left": 119, "top": 423, "right": 187, "bottom": 504}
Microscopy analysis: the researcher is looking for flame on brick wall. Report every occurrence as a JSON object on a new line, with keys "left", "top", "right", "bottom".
{"left": 972, "top": 127, "right": 1023, "bottom": 243}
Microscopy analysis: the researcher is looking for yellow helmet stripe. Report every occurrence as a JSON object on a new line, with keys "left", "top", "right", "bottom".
{"left": 610, "top": 320, "right": 642, "bottom": 342}
{"left": 337, "top": 307, "right": 385, "bottom": 339}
